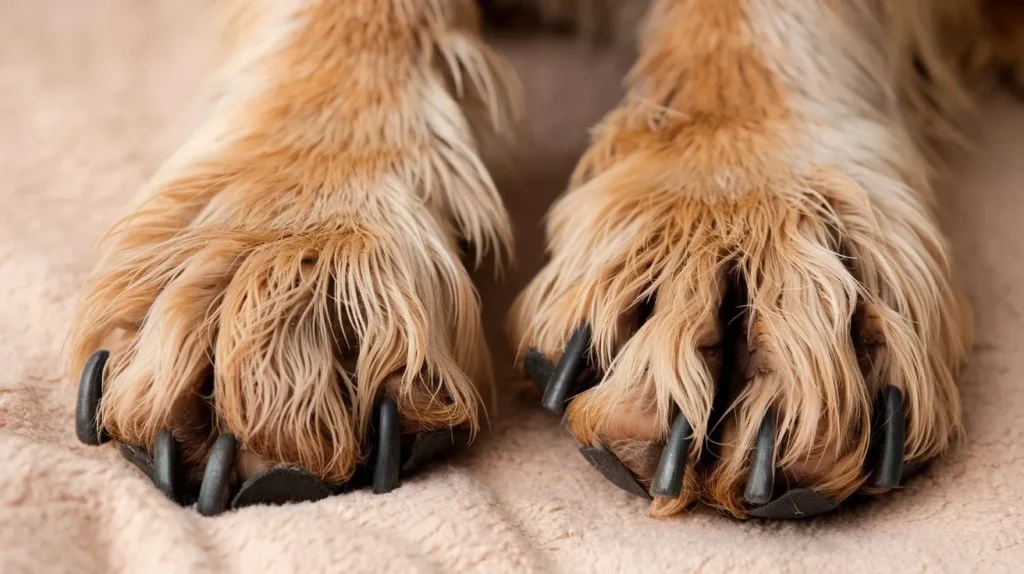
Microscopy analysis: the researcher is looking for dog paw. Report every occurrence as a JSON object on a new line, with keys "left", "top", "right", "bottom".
{"left": 67, "top": 1, "right": 518, "bottom": 513}
{"left": 69, "top": 170, "right": 491, "bottom": 512}
{"left": 512, "top": 40, "right": 969, "bottom": 516}
{"left": 514, "top": 157, "right": 968, "bottom": 518}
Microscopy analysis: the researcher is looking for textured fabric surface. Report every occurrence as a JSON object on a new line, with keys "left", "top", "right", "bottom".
{"left": 1, "top": 2, "right": 1023, "bottom": 572}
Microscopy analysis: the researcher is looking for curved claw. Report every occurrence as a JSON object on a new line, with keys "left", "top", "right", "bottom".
{"left": 524, "top": 349, "right": 554, "bottom": 394}
{"left": 372, "top": 398, "right": 401, "bottom": 494}
{"left": 401, "top": 428, "right": 469, "bottom": 476}
{"left": 231, "top": 467, "right": 333, "bottom": 509}
{"left": 540, "top": 326, "right": 592, "bottom": 415}
{"left": 744, "top": 412, "right": 776, "bottom": 505}
{"left": 744, "top": 388, "right": 908, "bottom": 519}
{"left": 152, "top": 429, "right": 179, "bottom": 502}
{"left": 747, "top": 488, "right": 838, "bottom": 519}
{"left": 579, "top": 446, "right": 652, "bottom": 500}
{"left": 651, "top": 412, "right": 693, "bottom": 498}
{"left": 743, "top": 410, "right": 841, "bottom": 519}
{"left": 75, "top": 350, "right": 110, "bottom": 446}
{"left": 873, "top": 385, "right": 905, "bottom": 489}
{"left": 197, "top": 433, "right": 238, "bottom": 517}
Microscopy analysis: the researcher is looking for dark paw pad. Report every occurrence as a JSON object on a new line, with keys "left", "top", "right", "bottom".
{"left": 231, "top": 467, "right": 333, "bottom": 509}
{"left": 579, "top": 446, "right": 651, "bottom": 500}
{"left": 401, "top": 428, "right": 470, "bottom": 475}
{"left": 748, "top": 488, "right": 838, "bottom": 519}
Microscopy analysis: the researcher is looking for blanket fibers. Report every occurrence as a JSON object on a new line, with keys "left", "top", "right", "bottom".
{"left": 1, "top": 1, "right": 1022, "bottom": 572}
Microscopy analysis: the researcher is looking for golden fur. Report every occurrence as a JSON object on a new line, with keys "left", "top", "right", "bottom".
{"left": 512, "top": 0, "right": 1008, "bottom": 517}
{"left": 67, "top": 0, "right": 1021, "bottom": 515}
{"left": 68, "top": 0, "right": 519, "bottom": 482}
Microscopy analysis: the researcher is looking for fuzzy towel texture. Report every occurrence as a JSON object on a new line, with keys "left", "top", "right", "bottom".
{"left": 2, "top": 2, "right": 1023, "bottom": 572}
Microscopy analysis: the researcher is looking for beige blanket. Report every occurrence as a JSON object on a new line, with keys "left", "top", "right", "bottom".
{"left": 2, "top": 2, "right": 1023, "bottom": 572}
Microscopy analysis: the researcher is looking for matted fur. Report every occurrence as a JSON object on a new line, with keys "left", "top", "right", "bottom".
{"left": 67, "top": 0, "right": 520, "bottom": 481}
{"left": 509, "top": 0, "right": 1017, "bottom": 517}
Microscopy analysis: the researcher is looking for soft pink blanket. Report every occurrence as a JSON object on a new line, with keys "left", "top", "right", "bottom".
{"left": 2, "top": 2, "right": 1022, "bottom": 572}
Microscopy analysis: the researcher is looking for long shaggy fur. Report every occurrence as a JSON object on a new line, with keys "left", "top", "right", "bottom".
{"left": 65, "top": 0, "right": 1020, "bottom": 515}
{"left": 67, "top": 0, "right": 519, "bottom": 481}
{"left": 510, "top": 0, "right": 1014, "bottom": 517}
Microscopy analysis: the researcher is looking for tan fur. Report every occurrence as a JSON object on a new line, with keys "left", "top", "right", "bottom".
{"left": 511, "top": 0, "right": 1020, "bottom": 518}
{"left": 67, "top": 0, "right": 519, "bottom": 482}
{"left": 66, "top": 0, "right": 1022, "bottom": 516}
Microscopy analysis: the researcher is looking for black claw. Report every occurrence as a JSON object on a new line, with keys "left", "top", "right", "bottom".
{"left": 152, "top": 429, "right": 179, "bottom": 502}
{"left": 650, "top": 412, "right": 693, "bottom": 498}
{"left": 401, "top": 428, "right": 470, "bottom": 476}
{"left": 524, "top": 349, "right": 554, "bottom": 394}
{"left": 372, "top": 398, "right": 401, "bottom": 494}
{"left": 744, "top": 412, "right": 776, "bottom": 505}
{"left": 197, "top": 433, "right": 237, "bottom": 517}
{"left": 540, "top": 326, "right": 592, "bottom": 415}
{"left": 230, "top": 467, "right": 333, "bottom": 509}
{"left": 119, "top": 443, "right": 154, "bottom": 478}
{"left": 747, "top": 488, "right": 838, "bottom": 519}
{"left": 75, "top": 350, "right": 110, "bottom": 446}
{"left": 873, "top": 385, "right": 905, "bottom": 489}
{"left": 579, "top": 447, "right": 652, "bottom": 500}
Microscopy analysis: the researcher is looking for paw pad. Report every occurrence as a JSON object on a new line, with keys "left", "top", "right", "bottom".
{"left": 579, "top": 447, "right": 651, "bottom": 500}
{"left": 231, "top": 467, "right": 333, "bottom": 509}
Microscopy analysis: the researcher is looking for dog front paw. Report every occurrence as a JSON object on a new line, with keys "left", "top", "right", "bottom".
{"left": 512, "top": 8, "right": 969, "bottom": 514}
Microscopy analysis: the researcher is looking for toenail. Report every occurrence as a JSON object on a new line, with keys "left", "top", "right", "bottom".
{"left": 872, "top": 385, "right": 905, "bottom": 489}
{"left": 579, "top": 446, "right": 652, "bottom": 500}
{"left": 152, "top": 429, "right": 179, "bottom": 502}
{"left": 744, "top": 412, "right": 776, "bottom": 505}
{"left": 230, "top": 467, "right": 333, "bottom": 509}
{"left": 541, "top": 325, "right": 592, "bottom": 415}
{"left": 197, "top": 433, "right": 238, "bottom": 517}
{"left": 75, "top": 350, "right": 110, "bottom": 446}
{"left": 524, "top": 349, "right": 554, "bottom": 393}
{"left": 372, "top": 398, "right": 401, "bottom": 494}
{"left": 651, "top": 412, "right": 693, "bottom": 498}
